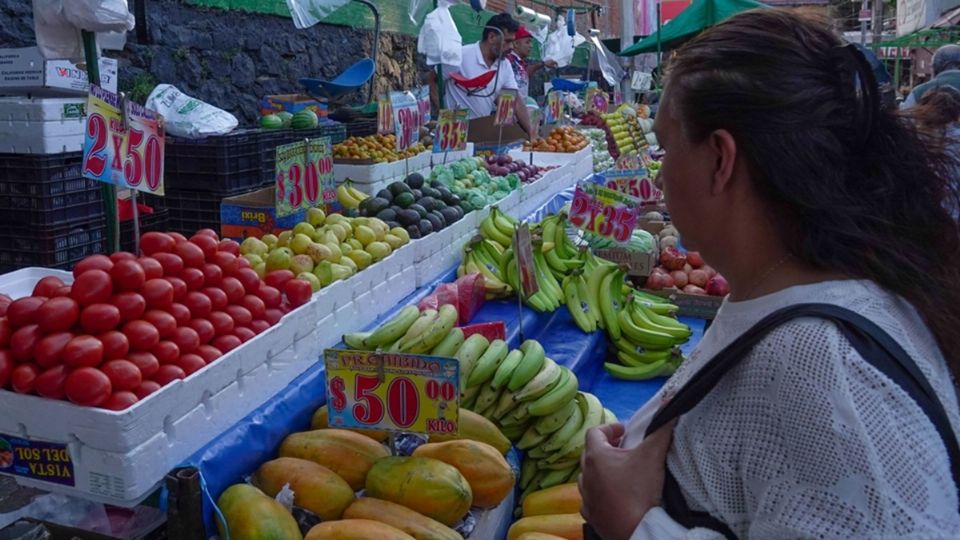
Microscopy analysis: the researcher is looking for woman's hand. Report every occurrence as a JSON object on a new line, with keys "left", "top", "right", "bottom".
{"left": 578, "top": 421, "right": 676, "bottom": 540}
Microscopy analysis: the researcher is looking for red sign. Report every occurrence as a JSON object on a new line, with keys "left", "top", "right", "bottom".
{"left": 569, "top": 183, "right": 641, "bottom": 244}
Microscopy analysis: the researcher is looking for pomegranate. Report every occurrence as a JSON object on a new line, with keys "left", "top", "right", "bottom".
{"left": 660, "top": 247, "right": 688, "bottom": 271}
{"left": 687, "top": 251, "right": 705, "bottom": 269}
{"left": 688, "top": 269, "right": 710, "bottom": 288}
{"left": 670, "top": 270, "right": 689, "bottom": 288}
{"left": 706, "top": 275, "right": 730, "bottom": 297}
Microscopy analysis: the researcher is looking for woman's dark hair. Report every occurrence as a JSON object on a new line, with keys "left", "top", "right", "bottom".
{"left": 666, "top": 9, "right": 960, "bottom": 379}
{"left": 911, "top": 85, "right": 960, "bottom": 133}
{"left": 484, "top": 13, "right": 519, "bottom": 41}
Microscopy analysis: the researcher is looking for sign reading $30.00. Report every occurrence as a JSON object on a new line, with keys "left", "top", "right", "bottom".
{"left": 275, "top": 137, "right": 335, "bottom": 218}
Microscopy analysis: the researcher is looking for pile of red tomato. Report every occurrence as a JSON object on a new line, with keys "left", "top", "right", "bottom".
{"left": 0, "top": 230, "right": 314, "bottom": 411}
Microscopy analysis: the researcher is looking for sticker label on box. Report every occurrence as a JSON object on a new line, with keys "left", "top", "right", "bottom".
{"left": 0, "top": 434, "right": 74, "bottom": 487}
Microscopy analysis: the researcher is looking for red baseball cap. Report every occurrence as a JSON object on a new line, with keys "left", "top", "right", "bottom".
{"left": 515, "top": 26, "right": 533, "bottom": 40}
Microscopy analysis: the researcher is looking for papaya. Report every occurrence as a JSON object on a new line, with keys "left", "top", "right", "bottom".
{"left": 305, "top": 519, "right": 415, "bottom": 540}
{"left": 516, "top": 534, "right": 570, "bottom": 540}
{"left": 507, "top": 513, "right": 586, "bottom": 540}
{"left": 311, "top": 405, "right": 389, "bottom": 442}
{"left": 413, "top": 439, "right": 514, "bottom": 508}
{"left": 279, "top": 429, "right": 389, "bottom": 491}
{"left": 216, "top": 483, "right": 302, "bottom": 540}
{"left": 365, "top": 456, "right": 473, "bottom": 527}
{"left": 429, "top": 408, "right": 511, "bottom": 455}
{"left": 343, "top": 497, "right": 461, "bottom": 540}
{"left": 522, "top": 483, "right": 582, "bottom": 517}
{"left": 251, "top": 457, "right": 354, "bottom": 520}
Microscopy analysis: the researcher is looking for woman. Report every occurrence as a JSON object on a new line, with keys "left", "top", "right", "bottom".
{"left": 911, "top": 86, "right": 960, "bottom": 218}
{"left": 579, "top": 9, "right": 960, "bottom": 539}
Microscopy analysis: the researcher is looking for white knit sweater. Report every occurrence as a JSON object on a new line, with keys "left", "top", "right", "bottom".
{"left": 620, "top": 280, "right": 960, "bottom": 539}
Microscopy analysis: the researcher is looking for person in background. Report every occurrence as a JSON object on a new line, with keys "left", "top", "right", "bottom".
{"left": 902, "top": 44, "right": 960, "bottom": 108}
{"left": 910, "top": 85, "right": 960, "bottom": 217}
{"left": 443, "top": 13, "right": 532, "bottom": 135}
{"left": 507, "top": 25, "right": 557, "bottom": 100}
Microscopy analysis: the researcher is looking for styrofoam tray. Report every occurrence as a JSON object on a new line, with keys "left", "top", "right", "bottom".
{"left": 430, "top": 142, "right": 474, "bottom": 164}
{"left": 337, "top": 166, "right": 432, "bottom": 197}
{"left": 0, "top": 96, "right": 87, "bottom": 154}
{"left": 334, "top": 150, "right": 432, "bottom": 183}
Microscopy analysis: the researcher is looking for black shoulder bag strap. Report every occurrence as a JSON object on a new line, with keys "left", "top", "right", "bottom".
{"left": 641, "top": 303, "right": 960, "bottom": 539}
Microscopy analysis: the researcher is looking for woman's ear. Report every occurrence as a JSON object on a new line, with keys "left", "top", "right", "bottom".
{"left": 709, "top": 129, "right": 738, "bottom": 196}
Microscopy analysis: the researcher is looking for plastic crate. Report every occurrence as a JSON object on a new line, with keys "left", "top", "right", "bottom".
{"left": 0, "top": 218, "right": 106, "bottom": 273}
{"left": 144, "top": 189, "right": 236, "bottom": 236}
{"left": 164, "top": 129, "right": 265, "bottom": 193}
{"left": 261, "top": 123, "right": 347, "bottom": 187}
{"left": 0, "top": 152, "right": 105, "bottom": 226}
{"left": 344, "top": 118, "right": 378, "bottom": 138}
{"left": 120, "top": 208, "right": 169, "bottom": 253}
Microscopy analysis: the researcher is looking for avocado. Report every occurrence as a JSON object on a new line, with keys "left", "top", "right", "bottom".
{"left": 418, "top": 218, "right": 435, "bottom": 236}
{"left": 385, "top": 220, "right": 401, "bottom": 230}
{"left": 398, "top": 209, "right": 421, "bottom": 227}
{"left": 418, "top": 196, "right": 439, "bottom": 212}
{"left": 426, "top": 212, "right": 445, "bottom": 231}
{"left": 405, "top": 172, "right": 425, "bottom": 189}
{"left": 430, "top": 179, "right": 444, "bottom": 189}
{"left": 444, "top": 193, "right": 461, "bottom": 207}
{"left": 421, "top": 186, "right": 442, "bottom": 199}
{"left": 406, "top": 225, "right": 422, "bottom": 240}
{"left": 376, "top": 189, "right": 393, "bottom": 202}
{"left": 408, "top": 203, "right": 428, "bottom": 219}
{"left": 410, "top": 189, "right": 423, "bottom": 200}
{"left": 394, "top": 192, "right": 415, "bottom": 208}
{"left": 388, "top": 181, "right": 411, "bottom": 197}
{"left": 375, "top": 208, "right": 397, "bottom": 223}
{"left": 365, "top": 197, "right": 390, "bottom": 216}
{"left": 440, "top": 206, "right": 460, "bottom": 225}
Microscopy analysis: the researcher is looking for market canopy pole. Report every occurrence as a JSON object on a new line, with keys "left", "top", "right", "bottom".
{"left": 82, "top": 29, "right": 119, "bottom": 254}
{"left": 621, "top": 0, "right": 635, "bottom": 103}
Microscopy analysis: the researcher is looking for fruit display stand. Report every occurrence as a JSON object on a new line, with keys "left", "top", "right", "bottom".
{"left": 509, "top": 146, "right": 593, "bottom": 190}
{"left": 333, "top": 150, "right": 433, "bottom": 185}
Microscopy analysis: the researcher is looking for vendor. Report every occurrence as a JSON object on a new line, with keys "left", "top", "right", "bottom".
{"left": 443, "top": 13, "right": 532, "bottom": 136}
{"left": 507, "top": 25, "right": 557, "bottom": 100}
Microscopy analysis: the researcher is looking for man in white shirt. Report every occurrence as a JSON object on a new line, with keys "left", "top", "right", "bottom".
{"left": 443, "top": 13, "right": 532, "bottom": 136}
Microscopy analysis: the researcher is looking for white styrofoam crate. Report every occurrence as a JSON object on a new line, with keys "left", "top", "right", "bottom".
{"left": 333, "top": 151, "right": 432, "bottom": 184}
{"left": 0, "top": 96, "right": 87, "bottom": 154}
{"left": 337, "top": 166, "right": 431, "bottom": 197}
{"left": 497, "top": 189, "right": 522, "bottom": 217}
{"left": 430, "top": 142, "right": 474, "bottom": 164}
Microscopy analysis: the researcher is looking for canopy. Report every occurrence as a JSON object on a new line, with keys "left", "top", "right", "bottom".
{"left": 619, "top": 0, "right": 768, "bottom": 56}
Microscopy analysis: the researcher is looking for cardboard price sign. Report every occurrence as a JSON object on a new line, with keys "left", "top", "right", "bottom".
{"left": 82, "top": 85, "right": 165, "bottom": 195}
{"left": 545, "top": 91, "right": 563, "bottom": 124}
{"left": 324, "top": 349, "right": 460, "bottom": 436}
{"left": 586, "top": 88, "right": 609, "bottom": 114}
{"left": 391, "top": 91, "right": 421, "bottom": 151}
{"left": 514, "top": 223, "right": 539, "bottom": 299}
{"left": 604, "top": 169, "right": 662, "bottom": 203}
{"left": 569, "top": 183, "right": 641, "bottom": 244}
{"left": 275, "top": 137, "right": 335, "bottom": 218}
{"left": 377, "top": 94, "right": 394, "bottom": 134}
{"left": 416, "top": 85, "right": 432, "bottom": 127}
{"left": 494, "top": 89, "right": 517, "bottom": 126}
{"left": 433, "top": 109, "right": 469, "bottom": 153}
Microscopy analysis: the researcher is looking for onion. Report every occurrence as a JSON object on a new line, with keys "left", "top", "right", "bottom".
{"left": 687, "top": 251, "right": 705, "bottom": 269}
{"left": 705, "top": 275, "right": 730, "bottom": 296}
{"left": 487, "top": 155, "right": 498, "bottom": 164}
{"left": 688, "top": 269, "right": 709, "bottom": 288}
{"left": 670, "top": 270, "right": 689, "bottom": 288}
{"left": 660, "top": 247, "right": 688, "bottom": 271}
{"left": 683, "top": 284, "right": 707, "bottom": 295}
{"left": 496, "top": 155, "right": 508, "bottom": 166}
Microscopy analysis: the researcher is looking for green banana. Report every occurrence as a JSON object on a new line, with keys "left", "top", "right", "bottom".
{"left": 430, "top": 327, "right": 465, "bottom": 357}
{"left": 619, "top": 310, "right": 678, "bottom": 350}
{"left": 492, "top": 388, "right": 521, "bottom": 420}
{"left": 466, "top": 339, "right": 509, "bottom": 387}
{"left": 532, "top": 250, "right": 564, "bottom": 309}
{"left": 342, "top": 331, "right": 373, "bottom": 350}
{"left": 555, "top": 392, "right": 604, "bottom": 459}
{"left": 513, "top": 357, "right": 562, "bottom": 402}
{"left": 585, "top": 263, "right": 616, "bottom": 330}
{"left": 518, "top": 424, "right": 549, "bottom": 450}
{"left": 500, "top": 422, "right": 527, "bottom": 442}
{"left": 508, "top": 402, "right": 532, "bottom": 424}
{"left": 455, "top": 334, "right": 490, "bottom": 391}
{"left": 538, "top": 457, "right": 580, "bottom": 470}
{"left": 401, "top": 304, "right": 458, "bottom": 353}
{"left": 602, "top": 407, "right": 619, "bottom": 424}
{"left": 491, "top": 208, "right": 517, "bottom": 239}
{"left": 632, "top": 300, "right": 692, "bottom": 339}
{"left": 491, "top": 349, "right": 524, "bottom": 390}
{"left": 526, "top": 444, "right": 552, "bottom": 459}
{"left": 562, "top": 272, "right": 597, "bottom": 333}
{"left": 462, "top": 383, "right": 482, "bottom": 410}
{"left": 391, "top": 309, "right": 437, "bottom": 351}
{"left": 508, "top": 340, "right": 547, "bottom": 392}
{"left": 474, "top": 383, "right": 504, "bottom": 414}
{"left": 528, "top": 367, "right": 579, "bottom": 417}
{"left": 534, "top": 398, "right": 579, "bottom": 435}
{"left": 553, "top": 214, "right": 578, "bottom": 259}
{"left": 541, "top": 394, "right": 585, "bottom": 452}
{"left": 604, "top": 359, "right": 671, "bottom": 381}
{"left": 598, "top": 268, "right": 624, "bottom": 341}
{"left": 519, "top": 469, "right": 547, "bottom": 506}
{"left": 520, "top": 457, "right": 539, "bottom": 490}
{"left": 539, "top": 466, "right": 577, "bottom": 489}
{"left": 481, "top": 214, "right": 513, "bottom": 247}
{"left": 361, "top": 305, "right": 420, "bottom": 349}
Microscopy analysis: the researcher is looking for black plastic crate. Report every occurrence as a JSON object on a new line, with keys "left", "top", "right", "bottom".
{"left": 344, "top": 118, "right": 378, "bottom": 138}
{"left": 261, "top": 123, "right": 347, "bottom": 187}
{"left": 0, "top": 152, "right": 83, "bottom": 183}
{"left": 120, "top": 208, "right": 169, "bottom": 253}
{"left": 0, "top": 152, "right": 106, "bottom": 227}
{"left": 164, "top": 129, "right": 265, "bottom": 193}
{"left": 143, "top": 189, "right": 234, "bottom": 236}
{"left": 0, "top": 218, "right": 106, "bottom": 273}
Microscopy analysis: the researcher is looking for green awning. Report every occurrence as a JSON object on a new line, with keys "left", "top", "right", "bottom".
{"left": 619, "top": 0, "right": 768, "bottom": 56}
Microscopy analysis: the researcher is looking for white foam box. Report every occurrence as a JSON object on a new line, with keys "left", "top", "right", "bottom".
{"left": 0, "top": 96, "right": 86, "bottom": 153}
{"left": 515, "top": 166, "right": 575, "bottom": 218}
{"left": 430, "top": 142, "right": 474, "bottom": 164}
{"left": 510, "top": 146, "right": 592, "bottom": 181}
{"left": 0, "top": 47, "right": 118, "bottom": 95}
{"left": 336, "top": 165, "right": 432, "bottom": 197}
{"left": 333, "top": 150, "right": 432, "bottom": 184}
{"left": 411, "top": 211, "right": 481, "bottom": 287}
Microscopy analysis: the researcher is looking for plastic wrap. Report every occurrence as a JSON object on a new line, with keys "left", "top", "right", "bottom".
{"left": 283, "top": 0, "right": 351, "bottom": 30}
{"left": 588, "top": 34, "right": 626, "bottom": 87}
{"left": 417, "top": 0, "right": 462, "bottom": 67}
{"left": 146, "top": 84, "right": 238, "bottom": 139}
{"left": 418, "top": 273, "right": 486, "bottom": 325}
{"left": 31, "top": 0, "right": 134, "bottom": 59}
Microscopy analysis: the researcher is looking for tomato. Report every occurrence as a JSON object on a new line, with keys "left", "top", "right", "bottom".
{"left": 111, "top": 259, "right": 146, "bottom": 292}
{"left": 233, "top": 268, "right": 261, "bottom": 295}
{"left": 138, "top": 257, "right": 164, "bottom": 280}
{"left": 165, "top": 276, "right": 187, "bottom": 302}
{"left": 184, "top": 291, "right": 213, "bottom": 319}
{"left": 278, "top": 301, "right": 292, "bottom": 314}
{"left": 153, "top": 364, "right": 185, "bottom": 386}
{"left": 35, "top": 296, "right": 79, "bottom": 334}
{"left": 265, "top": 270, "right": 295, "bottom": 291}
{"left": 34, "top": 332, "right": 74, "bottom": 368}
{"left": 284, "top": 279, "right": 313, "bottom": 308}
{"left": 195, "top": 344, "right": 222, "bottom": 363}
{"left": 142, "top": 310, "right": 176, "bottom": 339}
{"left": 233, "top": 326, "right": 255, "bottom": 343}
{"left": 133, "top": 380, "right": 161, "bottom": 399}
{"left": 235, "top": 257, "right": 251, "bottom": 270}
{"left": 190, "top": 235, "right": 219, "bottom": 261}
{"left": 188, "top": 318, "right": 215, "bottom": 344}
{"left": 212, "top": 334, "right": 242, "bottom": 354}
{"left": 65, "top": 367, "right": 112, "bottom": 406}
{"left": 169, "top": 232, "right": 189, "bottom": 244}
{"left": 8, "top": 296, "right": 48, "bottom": 328}
{"left": 201, "top": 263, "right": 223, "bottom": 287}
{"left": 203, "top": 287, "right": 228, "bottom": 311}
{"left": 0, "top": 294, "right": 11, "bottom": 316}
{"left": 176, "top": 353, "right": 206, "bottom": 376}
{"left": 171, "top": 326, "right": 200, "bottom": 354}
{"left": 218, "top": 239, "right": 240, "bottom": 255}
{"left": 220, "top": 277, "right": 245, "bottom": 304}
{"left": 167, "top": 302, "right": 191, "bottom": 327}
{"left": 142, "top": 279, "right": 174, "bottom": 310}
{"left": 98, "top": 331, "right": 130, "bottom": 361}
{"left": 112, "top": 292, "right": 146, "bottom": 324}
{"left": 52, "top": 286, "right": 72, "bottom": 297}
{"left": 109, "top": 251, "right": 137, "bottom": 263}
{"left": 80, "top": 303, "right": 121, "bottom": 334}
{"left": 263, "top": 308, "right": 283, "bottom": 325}
{"left": 153, "top": 253, "right": 184, "bottom": 277}
{"left": 181, "top": 267, "right": 205, "bottom": 291}
{"left": 151, "top": 340, "right": 180, "bottom": 364}
{"left": 212, "top": 252, "right": 240, "bottom": 275}
{"left": 123, "top": 320, "right": 160, "bottom": 351}
{"left": 195, "top": 228, "right": 219, "bottom": 240}
{"left": 35, "top": 365, "right": 68, "bottom": 399}
{"left": 10, "top": 324, "right": 41, "bottom": 362}
{"left": 140, "top": 232, "right": 176, "bottom": 255}
{"left": 175, "top": 242, "right": 205, "bottom": 269}
{"left": 11, "top": 363, "right": 40, "bottom": 393}
{"left": 33, "top": 276, "right": 65, "bottom": 297}
{"left": 249, "top": 319, "right": 271, "bottom": 335}
{"left": 73, "top": 254, "right": 114, "bottom": 277}
{"left": 71, "top": 270, "right": 113, "bottom": 307}
{"left": 240, "top": 295, "right": 266, "bottom": 319}
{"left": 0, "top": 350, "right": 14, "bottom": 388}
{"left": 224, "top": 305, "right": 252, "bottom": 328}
{"left": 128, "top": 351, "right": 159, "bottom": 379}
{"left": 100, "top": 359, "right": 142, "bottom": 391}
{"left": 63, "top": 335, "right": 104, "bottom": 368}
{"left": 0, "top": 317, "right": 10, "bottom": 348}
{"left": 256, "top": 286, "right": 282, "bottom": 308}
{"left": 103, "top": 391, "right": 139, "bottom": 411}
{"left": 208, "top": 311, "right": 235, "bottom": 337}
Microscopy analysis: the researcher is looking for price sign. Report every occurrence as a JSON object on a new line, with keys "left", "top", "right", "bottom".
{"left": 586, "top": 88, "right": 609, "bottom": 114}
{"left": 513, "top": 223, "right": 539, "bottom": 299}
{"left": 82, "top": 85, "right": 165, "bottom": 195}
{"left": 433, "top": 109, "right": 469, "bottom": 153}
{"left": 275, "top": 137, "right": 335, "bottom": 217}
{"left": 494, "top": 89, "right": 517, "bottom": 126}
{"left": 324, "top": 349, "right": 460, "bottom": 435}
{"left": 545, "top": 91, "right": 563, "bottom": 124}
{"left": 604, "top": 169, "right": 661, "bottom": 203}
{"left": 415, "top": 85, "right": 432, "bottom": 127}
{"left": 613, "top": 91, "right": 623, "bottom": 106}
{"left": 377, "top": 94, "right": 394, "bottom": 134}
{"left": 391, "top": 91, "right": 421, "bottom": 151}
{"left": 569, "top": 183, "right": 641, "bottom": 244}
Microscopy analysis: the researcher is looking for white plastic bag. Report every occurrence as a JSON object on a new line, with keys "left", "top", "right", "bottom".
{"left": 284, "top": 0, "right": 351, "bottom": 30}
{"left": 588, "top": 33, "right": 625, "bottom": 87}
{"left": 418, "top": 0, "right": 462, "bottom": 67}
{"left": 543, "top": 17, "right": 576, "bottom": 68}
{"left": 32, "top": 0, "right": 134, "bottom": 59}
{"left": 146, "top": 84, "right": 238, "bottom": 139}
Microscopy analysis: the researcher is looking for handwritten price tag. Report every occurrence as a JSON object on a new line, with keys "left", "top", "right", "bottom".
{"left": 494, "top": 89, "right": 517, "bottom": 126}
{"left": 604, "top": 169, "right": 662, "bottom": 203}
{"left": 82, "top": 85, "right": 165, "bottom": 195}
{"left": 613, "top": 90, "right": 623, "bottom": 106}
{"left": 324, "top": 349, "right": 460, "bottom": 436}
{"left": 416, "top": 85, "right": 432, "bottom": 127}
{"left": 569, "top": 183, "right": 641, "bottom": 244}
{"left": 433, "top": 109, "right": 469, "bottom": 153}
{"left": 275, "top": 137, "right": 335, "bottom": 218}
{"left": 545, "top": 91, "right": 563, "bottom": 124}
{"left": 586, "top": 88, "right": 609, "bottom": 114}
{"left": 378, "top": 95, "right": 394, "bottom": 134}
{"left": 514, "top": 223, "right": 539, "bottom": 299}
{"left": 392, "top": 91, "right": 421, "bottom": 151}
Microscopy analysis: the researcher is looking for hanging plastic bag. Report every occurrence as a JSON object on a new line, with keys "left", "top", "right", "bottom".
{"left": 284, "top": 0, "right": 351, "bottom": 30}
{"left": 32, "top": 0, "right": 134, "bottom": 59}
{"left": 146, "top": 84, "right": 238, "bottom": 139}
{"left": 408, "top": 0, "right": 433, "bottom": 27}
{"left": 418, "top": 0, "right": 462, "bottom": 67}
{"left": 543, "top": 17, "right": 576, "bottom": 68}
{"left": 588, "top": 33, "right": 625, "bottom": 87}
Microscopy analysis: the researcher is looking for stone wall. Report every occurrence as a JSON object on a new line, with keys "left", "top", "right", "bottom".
{"left": 0, "top": 0, "right": 421, "bottom": 125}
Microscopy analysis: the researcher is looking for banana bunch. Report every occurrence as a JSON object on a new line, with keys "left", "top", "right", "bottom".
{"left": 458, "top": 238, "right": 514, "bottom": 299}
{"left": 342, "top": 304, "right": 462, "bottom": 355}
{"left": 479, "top": 206, "right": 518, "bottom": 249}
{"left": 603, "top": 294, "right": 689, "bottom": 380}
{"left": 536, "top": 213, "right": 584, "bottom": 281}
{"left": 336, "top": 181, "right": 368, "bottom": 210}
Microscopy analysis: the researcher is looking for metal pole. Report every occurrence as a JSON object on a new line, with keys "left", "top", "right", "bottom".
{"left": 860, "top": 0, "right": 869, "bottom": 45}
{"left": 621, "top": 0, "right": 635, "bottom": 103}
{"left": 656, "top": 2, "right": 662, "bottom": 71}
{"left": 871, "top": 0, "right": 883, "bottom": 47}
{"left": 82, "top": 30, "right": 119, "bottom": 254}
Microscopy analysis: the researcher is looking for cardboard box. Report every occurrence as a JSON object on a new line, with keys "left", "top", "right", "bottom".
{"left": 639, "top": 287, "right": 724, "bottom": 320}
{"left": 595, "top": 247, "right": 657, "bottom": 277}
{"left": 468, "top": 115, "right": 527, "bottom": 153}
{"left": 260, "top": 94, "right": 328, "bottom": 116}
{"left": 0, "top": 47, "right": 118, "bottom": 95}
{"left": 220, "top": 186, "right": 305, "bottom": 240}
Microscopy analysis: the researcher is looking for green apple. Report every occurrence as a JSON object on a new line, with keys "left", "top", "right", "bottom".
{"left": 290, "top": 254, "right": 315, "bottom": 275}
{"left": 306, "top": 207, "right": 326, "bottom": 227}
{"left": 240, "top": 236, "right": 268, "bottom": 256}
{"left": 266, "top": 249, "right": 291, "bottom": 271}
{"left": 290, "top": 233, "right": 312, "bottom": 255}
{"left": 277, "top": 230, "right": 292, "bottom": 247}
{"left": 292, "top": 222, "right": 316, "bottom": 238}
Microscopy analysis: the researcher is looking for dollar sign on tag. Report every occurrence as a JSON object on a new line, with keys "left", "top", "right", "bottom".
{"left": 330, "top": 376, "right": 347, "bottom": 411}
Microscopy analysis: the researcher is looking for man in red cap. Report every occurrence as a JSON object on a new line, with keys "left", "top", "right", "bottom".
{"left": 507, "top": 25, "right": 557, "bottom": 100}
